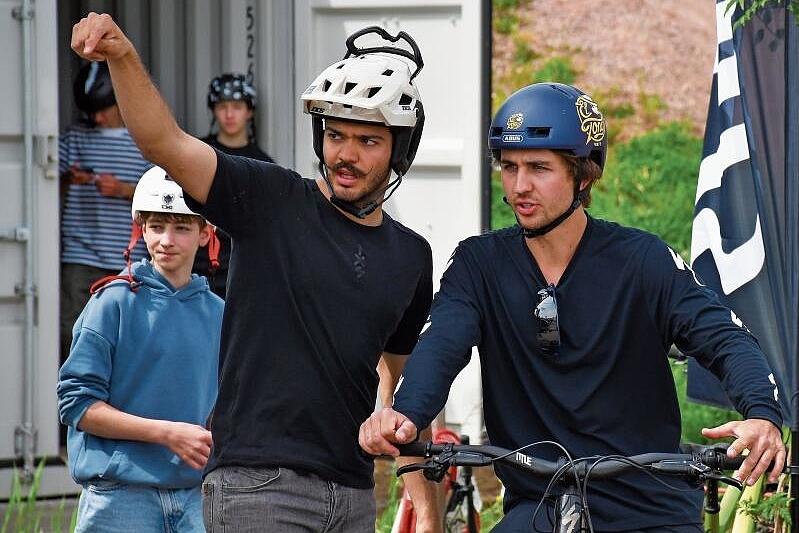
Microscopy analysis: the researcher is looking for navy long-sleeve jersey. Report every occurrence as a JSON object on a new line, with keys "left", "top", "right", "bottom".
{"left": 394, "top": 217, "right": 781, "bottom": 531}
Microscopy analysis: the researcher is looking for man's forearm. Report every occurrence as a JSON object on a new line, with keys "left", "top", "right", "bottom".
{"left": 107, "top": 50, "right": 184, "bottom": 165}
{"left": 396, "top": 426, "right": 443, "bottom": 533}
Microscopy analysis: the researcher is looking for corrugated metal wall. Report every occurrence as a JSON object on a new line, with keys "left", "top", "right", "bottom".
{"left": 57, "top": 0, "right": 295, "bottom": 165}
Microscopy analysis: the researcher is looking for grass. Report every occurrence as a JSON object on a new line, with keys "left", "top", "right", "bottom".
{"left": 1, "top": 458, "right": 77, "bottom": 533}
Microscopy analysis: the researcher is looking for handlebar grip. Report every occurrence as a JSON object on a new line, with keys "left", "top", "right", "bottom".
{"left": 396, "top": 442, "right": 431, "bottom": 457}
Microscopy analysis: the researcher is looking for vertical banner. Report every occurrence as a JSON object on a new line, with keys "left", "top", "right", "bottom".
{"left": 689, "top": 0, "right": 798, "bottom": 427}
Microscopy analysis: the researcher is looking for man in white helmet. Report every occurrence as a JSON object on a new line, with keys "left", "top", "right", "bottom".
{"left": 57, "top": 166, "right": 224, "bottom": 533}
{"left": 70, "top": 13, "right": 440, "bottom": 533}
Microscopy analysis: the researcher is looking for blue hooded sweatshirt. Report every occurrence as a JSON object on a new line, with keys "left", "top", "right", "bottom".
{"left": 57, "top": 259, "right": 223, "bottom": 488}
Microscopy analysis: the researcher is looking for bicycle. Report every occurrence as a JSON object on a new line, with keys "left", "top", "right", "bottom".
{"left": 394, "top": 440, "right": 790, "bottom": 533}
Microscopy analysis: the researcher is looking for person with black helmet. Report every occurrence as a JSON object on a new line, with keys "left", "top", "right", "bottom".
{"left": 70, "top": 13, "right": 441, "bottom": 533}
{"left": 58, "top": 60, "right": 152, "bottom": 369}
{"left": 202, "top": 72, "right": 274, "bottom": 162}
{"left": 193, "top": 73, "right": 275, "bottom": 298}
{"left": 359, "top": 82, "right": 786, "bottom": 532}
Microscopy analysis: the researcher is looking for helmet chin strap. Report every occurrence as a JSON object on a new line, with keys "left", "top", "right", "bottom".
{"left": 504, "top": 185, "right": 590, "bottom": 238}
{"left": 318, "top": 161, "right": 403, "bottom": 219}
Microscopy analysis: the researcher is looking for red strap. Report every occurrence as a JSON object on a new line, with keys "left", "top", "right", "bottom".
{"left": 206, "top": 226, "right": 221, "bottom": 274}
{"left": 91, "top": 222, "right": 143, "bottom": 294}
{"left": 122, "top": 222, "right": 143, "bottom": 263}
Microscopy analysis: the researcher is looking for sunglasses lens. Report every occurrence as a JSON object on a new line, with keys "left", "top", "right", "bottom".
{"left": 535, "top": 286, "right": 560, "bottom": 355}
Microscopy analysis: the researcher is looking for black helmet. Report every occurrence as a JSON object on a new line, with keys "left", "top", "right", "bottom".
{"left": 207, "top": 73, "right": 257, "bottom": 109}
{"left": 73, "top": 62, "right": 116, "bottom": 114}
{"left": 489, "top": 82, "right": 607, "bottom": 169}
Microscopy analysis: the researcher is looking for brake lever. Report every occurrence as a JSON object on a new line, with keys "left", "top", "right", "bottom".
{"left": 395, "top": 443, "right": 456, "bottom": 483}
{"left": 396, "top": 462, "right": 425, "bottom": 476}
{"left": 396, "top": 460, "right": 450, "bottom": 482}
{"left": 705, "top": 470, "right": 744, "bottom": 491}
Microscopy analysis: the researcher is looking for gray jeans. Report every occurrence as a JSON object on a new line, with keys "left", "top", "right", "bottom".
{"left": 202, "top": 466, "right": 375, "bottom": 533}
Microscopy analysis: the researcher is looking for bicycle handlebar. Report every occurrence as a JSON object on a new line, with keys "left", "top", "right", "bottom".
{"left": 395, "top": 441, "right": 751, "bottom": 488}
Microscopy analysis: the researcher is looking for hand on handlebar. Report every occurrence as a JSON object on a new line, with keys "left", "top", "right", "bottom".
{"left": 359, "top": 407, "right": 418, "bottom": 457}
{"left": 701, "top": 418, "right": 786, "bottom": 485}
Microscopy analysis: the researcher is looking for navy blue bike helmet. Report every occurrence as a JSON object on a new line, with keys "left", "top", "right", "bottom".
{"left": 488, "top": 82, "right": 607, "bottom": 169}
{"left": 490, "top": 83, "right": 607, "bottom": 237}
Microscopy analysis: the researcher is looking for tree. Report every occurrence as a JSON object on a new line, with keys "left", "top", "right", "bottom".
{"left": 726, "top": 0, "right": 799, "bottom": 27}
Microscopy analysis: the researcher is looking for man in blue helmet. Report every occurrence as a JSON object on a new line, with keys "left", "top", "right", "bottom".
{"left": 360, "top": 82, "right": 786, "bottom": 532}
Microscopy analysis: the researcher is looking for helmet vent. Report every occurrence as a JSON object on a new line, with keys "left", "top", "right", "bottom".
{"left": 528, "top": 127, "right": 551, "bottom": 138}
{"left": 367, "top": 87, "right": 381, "bottom": 98}
{"left": 344, "top": 82, "right": 357, "bottom": 94}
{"left": 398, "top": 94, "right": 413, "bottom": 106}
{"left": 323, "top": 80, "right": 333, "bottom": 92}
{"left": 382, "top": 69, "right": 394, "bottom": 77}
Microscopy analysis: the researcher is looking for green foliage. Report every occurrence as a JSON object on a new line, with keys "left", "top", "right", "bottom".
{"left": 0, "top": 458, "right": 77, "bottom": 533}
{"left": 479, "top": 494, "right": 505, "bottom": 531}
{"left": 738, "top": 490, "right": 793, "bottom": 530}
{"left": 493, "top": 13, "right": 518, "bottom": 35}
{"left": 638, "top": 92, "right": 667, "bottom": 116}
{"left": 532, "top": 57, "right": 577, "bottom": 85}
{"left": 490, "top": 171, "right": 516, "bottom": 230}
{"left": 375, "top": 474, "right": 402, "bottom": 533}
{"left": 725, "top": 0, "right": 799, "bottom": 28}
{"left": 493, "top": 0, "right": 526, "bottom": 35}
{"left": 670, "top": 359, "right": 742, "bottom": 444}
{"left": 2, "top": 459, "right": 45, "bottom": 533}
{"left": 605, "top": 101, "right": 636, "bottom": 120}
{"left": 494, "top": 0, "right": 525, "bottom": 8}
{"left": 512, "top": 36, "right": 539, "bottom": 64}
{"left": 590, "top": 121, "right": 703, "bottom": 260}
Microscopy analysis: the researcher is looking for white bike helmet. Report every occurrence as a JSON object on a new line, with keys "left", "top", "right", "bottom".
{"left": 131, "top": 166, "right": 198, "bottom": 220}
{"left": 91, "top": 166, "right": 219, "bottom": 294}
{"left": 301, "top": 26, "right": 425, "bottom": 177}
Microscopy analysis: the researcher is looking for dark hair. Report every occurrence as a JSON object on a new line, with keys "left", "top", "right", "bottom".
{"left": 555, "top": 150, "right": 603, "bottom": 208}
{"left": 139, "top": 211, "right": 207, "bottom": 228}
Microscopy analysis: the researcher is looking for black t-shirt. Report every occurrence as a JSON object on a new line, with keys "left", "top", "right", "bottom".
{"left": 193, "top": 135, "right": 275, "bottom": 298}
{"left": 393, "top": 217, "right": 782, "bottom": 530}
{"left": 186, "top": 150, "right": 433, "bottom": 488}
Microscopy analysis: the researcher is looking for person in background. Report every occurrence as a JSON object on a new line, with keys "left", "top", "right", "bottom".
{"left": 359, "top": 82, "right": 786, "bottom": 533}
{"left": 57, "top": 166, "right": 224, "bottom": 533}
{"left": 71, "top": 13, "right": 442, "bottom": 533}
{"left": 202, "top": 72, "right": 275, "bottom": 162}
{"left": 195, "top": 73, "right": 275, "bottom": 298}
{"left": 59, "top": 60, "right": 152, "bottom": 367}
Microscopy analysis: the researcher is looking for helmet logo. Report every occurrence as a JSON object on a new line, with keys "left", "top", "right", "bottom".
{"left": 502, "top": 134, "right": 524, "bottom": 143}
{"left": 575, "top": 95, "right": 605, "bottom": 146}
{"left": 506, "top": 113, "right": 524, "bottom": 130}
{"left": 160, "top": 193, "right": 175, "bottom": 211}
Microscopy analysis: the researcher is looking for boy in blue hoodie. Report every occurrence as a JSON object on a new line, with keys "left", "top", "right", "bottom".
{"left": 57, "top": 166, "right": 224, "bottom": 533}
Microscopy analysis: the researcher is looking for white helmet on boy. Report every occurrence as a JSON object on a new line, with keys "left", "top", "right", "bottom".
{"left": 131, "top": 166, "right": 198, "bottom": 219}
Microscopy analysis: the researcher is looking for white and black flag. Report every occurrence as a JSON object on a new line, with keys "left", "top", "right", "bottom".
{"left": 688, "top": 0, "right": 797, "bottom": 425}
